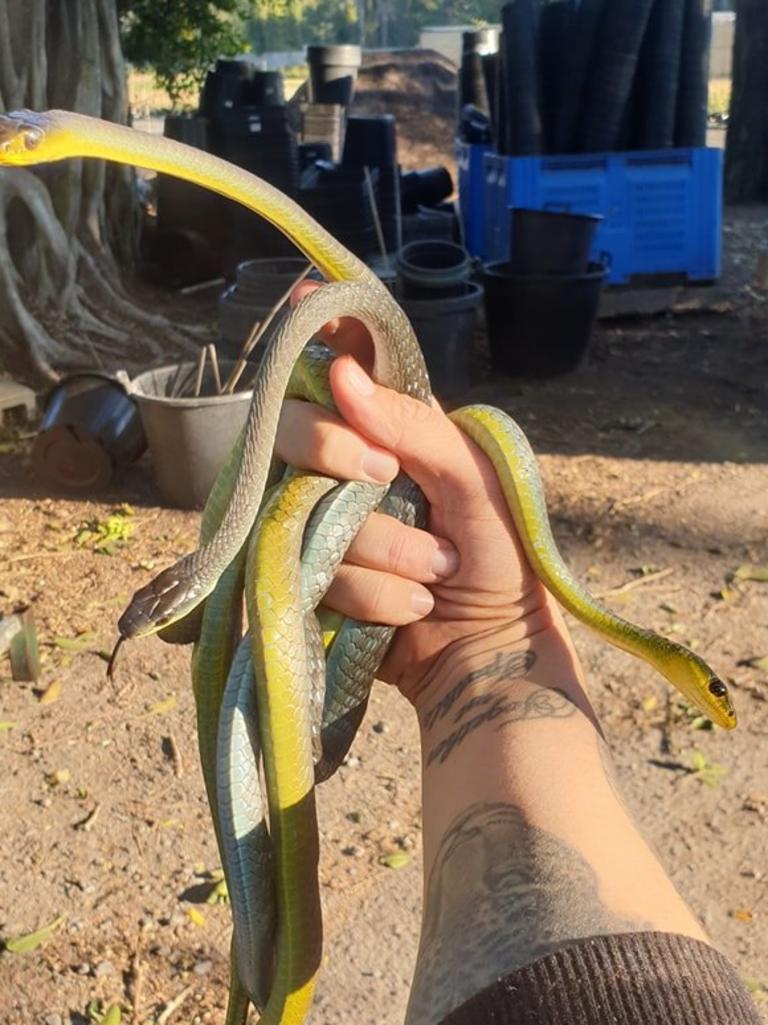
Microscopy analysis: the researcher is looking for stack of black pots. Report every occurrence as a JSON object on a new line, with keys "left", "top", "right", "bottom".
{"left": 155, "top": 58, "right": 298, "bottom": 282}
{"left": 218, "top": 257, "right": 309, "bottom": 358}
{"left": 301, "top": 44, "right": 362, "bottom": 161}
{"left": 399, "top": 167, "right": 457, "bottom": 245}
{"left": 342, "top": 115, "right": 399, "bottom": 253}
{"left": 395, "top": 240, "right": 484, "bottom": 400}
{"left": 482, "top": 209, "right": 606, "bottom": 376}
{"left": 299, "top": 44, "right": 380, "bottom": 260}
{"left": 301, "top": 162, "right": 381, "bottom": 261}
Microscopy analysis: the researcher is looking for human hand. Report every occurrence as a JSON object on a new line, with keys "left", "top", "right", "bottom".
{"left": 277, "top": 282, "right": 557, "bottom": 705}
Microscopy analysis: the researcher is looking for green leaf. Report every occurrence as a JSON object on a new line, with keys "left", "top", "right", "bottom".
{"left": 187, "top": 907, "right": 206, "bottom": 927}
{"left": 205, "top": 879, "right": 229, "bottom": 904}
{"left": 744, "top": 978, "right": 768, "bottom": 1001}
{"left": 4, "top": 915, "right": 65, "bottom": 953}
{"left": 0, "top": 721, "right": 16, "bottom": 732}
{"left": 690, "top": 750, "right": 708, "bottom": 773}
{"left": 147, "top": 695, "right": 176, "bottom": 716}
{"left": 53, "top": 633, "right": 96, "bottom": 652}
{"left": 100, "top": 1004, "right": 122, "bottom": 1025}
{"left": 734, "top": 564, "right": 768, "bottom": 582}
{"left": 691, "top": 716, "right": 714, "bottom": 731}
{"left": 689, "top": 749, "right": 727, "bottom": 787}
{"left": 380, "top": 851, "right": 410, "bottom": 870}
{"left": 746, "top": 655, "right": 768, "bottom": 673}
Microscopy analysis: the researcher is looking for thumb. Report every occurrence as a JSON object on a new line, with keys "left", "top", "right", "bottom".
{"left": 329, "top": 356, "right": 488, "bottom": 506}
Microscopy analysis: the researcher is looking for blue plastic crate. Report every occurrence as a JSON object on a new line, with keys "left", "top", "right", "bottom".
{"left": 456, "top": 140, "right": 491, "bottom": 258}
{"left": 482, "top": 147, "right": 723, "bottom": 285}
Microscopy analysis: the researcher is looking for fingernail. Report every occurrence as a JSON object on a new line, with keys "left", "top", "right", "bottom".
{"left": 362, "top": 449, "right": 398, "bottom": 483}
{"left": 431, "top": 544, "right": 459, "bottom": 578}
{"left": 345, "top": 359, "right": 375, "bottom": 395}
{"left": 410, "top": 589, "right": 434, "bottom": 616}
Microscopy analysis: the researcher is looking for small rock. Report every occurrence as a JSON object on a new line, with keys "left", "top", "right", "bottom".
{"left": 343, "top": 755, "right": 360, "bottom": 769}
{"left": 94, "top": 960, "right": 115, "bottom": 978}
{"left": 44, "top": 1015, "right": 63, "bottom": 1025}
{"left": 193, "top": 960, "right": 213, "bottom": 976}
{"left": 342, "top": 845, "right": 360, "bottom": 857}
{"left": 371, "top": 721, "right": 387, "bottom": 734}
{"left": 75, "top": 962, "right": 91, "bottom": 975}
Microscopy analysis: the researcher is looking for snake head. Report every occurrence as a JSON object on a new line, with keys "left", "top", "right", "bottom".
{"left": 705, "top": 675, "right": 737, "bottom": 729}
{"left": 117, "top": 563, "right": 204, "bottom": 639}
{"left": 0, "top": 110, "right": 47, "bottom": 165}
{"left": 675, "top": 650, "right": 737, "bottom": 729}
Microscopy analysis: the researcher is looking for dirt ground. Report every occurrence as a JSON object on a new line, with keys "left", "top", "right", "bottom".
{"left": 1, "top": 53, "right": 768, "bottom": 1021}
{"left": 1, "top": 204, "right": 767, "bottom": 1024}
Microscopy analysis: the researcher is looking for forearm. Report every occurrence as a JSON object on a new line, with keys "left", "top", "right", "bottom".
{"left": 407, "top": 604, "right": 708, "bottom": 1025}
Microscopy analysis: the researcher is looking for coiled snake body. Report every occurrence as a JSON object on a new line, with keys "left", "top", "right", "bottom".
{"left": 0, "top": 109, "right": 736, "bottom": 1025}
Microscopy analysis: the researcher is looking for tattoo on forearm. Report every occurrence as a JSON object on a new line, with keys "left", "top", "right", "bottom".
{"left": 426, "top": 687, "right": 575, "bottom": 766}
{"left": 422, "top": 651, "right": 535, "bottom": 731}
{"left": 406, "top": 802, "right": 652, "bottom": 1025}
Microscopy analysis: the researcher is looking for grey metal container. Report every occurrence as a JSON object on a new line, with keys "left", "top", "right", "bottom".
{"left": 131, "top": 361, "right": 252, "bottom": 510}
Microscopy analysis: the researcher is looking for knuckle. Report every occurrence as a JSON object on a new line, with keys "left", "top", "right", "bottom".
{"left": 384, "top": 526, "right": 413, "bottom": 576}
{"left": 362, "top": 571, "right": 391, "bottom": 619}
{"left": 380, "top": 393, "right": 439, "bottom": 457}
{"left": 311, "top": 420, "right": 345, "bottom": 472}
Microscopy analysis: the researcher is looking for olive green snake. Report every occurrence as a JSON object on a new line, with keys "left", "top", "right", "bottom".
{"left": 0, "top": 109, "right": 736, "bottom": 1025}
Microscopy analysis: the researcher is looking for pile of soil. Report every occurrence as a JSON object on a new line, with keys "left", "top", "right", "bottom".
{"left": 353, "top": 49, "right": 458, "bottom": 174}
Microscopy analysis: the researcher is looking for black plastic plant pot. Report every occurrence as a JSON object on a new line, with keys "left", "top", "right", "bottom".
{"left": 306, "top": 44, "right": 362, "bottom": 107}
{"left": 396, "top": 240, "right": 472, "bottom": 299}
{"left": 342, "top": 115, "right": 397, "bottom": 170}
{"left": 509, "top": 208, "right": 602, "bottom": 275}
{"left": 399, "top": 167, "right": 453, "bottom": 214}
{"left": 482, "top": 261, "right": 606, "bottom": 377}
{"left": 31, "top": 372, "right": 145, "bottom": 491}
{"left": 401, "top": 283, "right": 484, "bottom": 400}
{"left": 163, "top": 115, "right": 209, "bottom": 150}
{"left": 244, "top": 70, "right": 286, "bottom": 107}
{"left": 235, "top": 257, "right": 310, "bottom": 300}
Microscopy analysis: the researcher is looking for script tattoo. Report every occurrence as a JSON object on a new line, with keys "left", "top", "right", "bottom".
{"left": 422, "top": 651, "right": 536, "bottom": 731}
{"left": 405, "top": 802, "right": 653, "bottom": 1025}
{"left": 426, "top": 687, "right": 575, "bottom": 766}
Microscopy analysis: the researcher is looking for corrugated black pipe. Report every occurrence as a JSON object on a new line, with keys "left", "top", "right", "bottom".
{"left": 551, "top": 0, "right": 607, "bottom": 154}
{"left": 500, "top": 0, "right": 543, "bottom": 156}
{"left": 674, "top": 0, "right": 713, "bottom": 147}
{"left": 633, "top": 0, "right": 687, "bottom": 149}
{"left": 577, "top": 0, "right": 656, "bottom": 153}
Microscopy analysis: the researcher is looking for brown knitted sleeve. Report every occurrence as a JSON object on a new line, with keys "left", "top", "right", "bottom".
{"left": 440, "top": 932, "right": 762, "bottom": 1025}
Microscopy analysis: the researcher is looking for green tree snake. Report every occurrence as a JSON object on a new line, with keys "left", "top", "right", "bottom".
{"left": 0, "top": 109, "right": 736, "bottom": 1025}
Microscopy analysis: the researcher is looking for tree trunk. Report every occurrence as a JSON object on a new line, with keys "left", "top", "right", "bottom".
{"left": 0, "top": 0, "right": 196, "bottom": 382}
{"left": 725, "top": 0, "right": 768, "bottom": 202}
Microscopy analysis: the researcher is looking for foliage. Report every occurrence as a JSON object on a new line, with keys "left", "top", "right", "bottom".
{"left": 248, "top": 0, "right": 501, "bottom": 52}
{"left": 119, "top": 0, "right": 253, "bottom": 108}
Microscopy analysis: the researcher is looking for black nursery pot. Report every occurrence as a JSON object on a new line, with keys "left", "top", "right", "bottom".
{"left": 482, "top": 261, "right": 606, "bottom": 377}
{"left": 306, "top": 44, "right": 362, "bottom": 107}
{"left": 509, "top": 207, "right": 602, "bottom": 275}
{"left": 396, "top": 240, "right": 472, "bottom": 299}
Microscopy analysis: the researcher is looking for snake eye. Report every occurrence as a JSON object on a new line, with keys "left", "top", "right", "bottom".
{"left": 708, "top": 678, "right": 728, "bottom": 698}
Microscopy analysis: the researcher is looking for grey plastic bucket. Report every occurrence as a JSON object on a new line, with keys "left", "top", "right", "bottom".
{"left": 131, "top": 361, "right": 252, "bottom": 509}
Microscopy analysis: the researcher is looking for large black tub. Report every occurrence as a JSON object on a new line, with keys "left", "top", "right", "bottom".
{"left": 482, "top": 261, "right": 606, "bottom": 376}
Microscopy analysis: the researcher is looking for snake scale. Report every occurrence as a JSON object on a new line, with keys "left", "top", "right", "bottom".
{"left": 0, "top": 109, "right": 736, "bottom": 1025}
